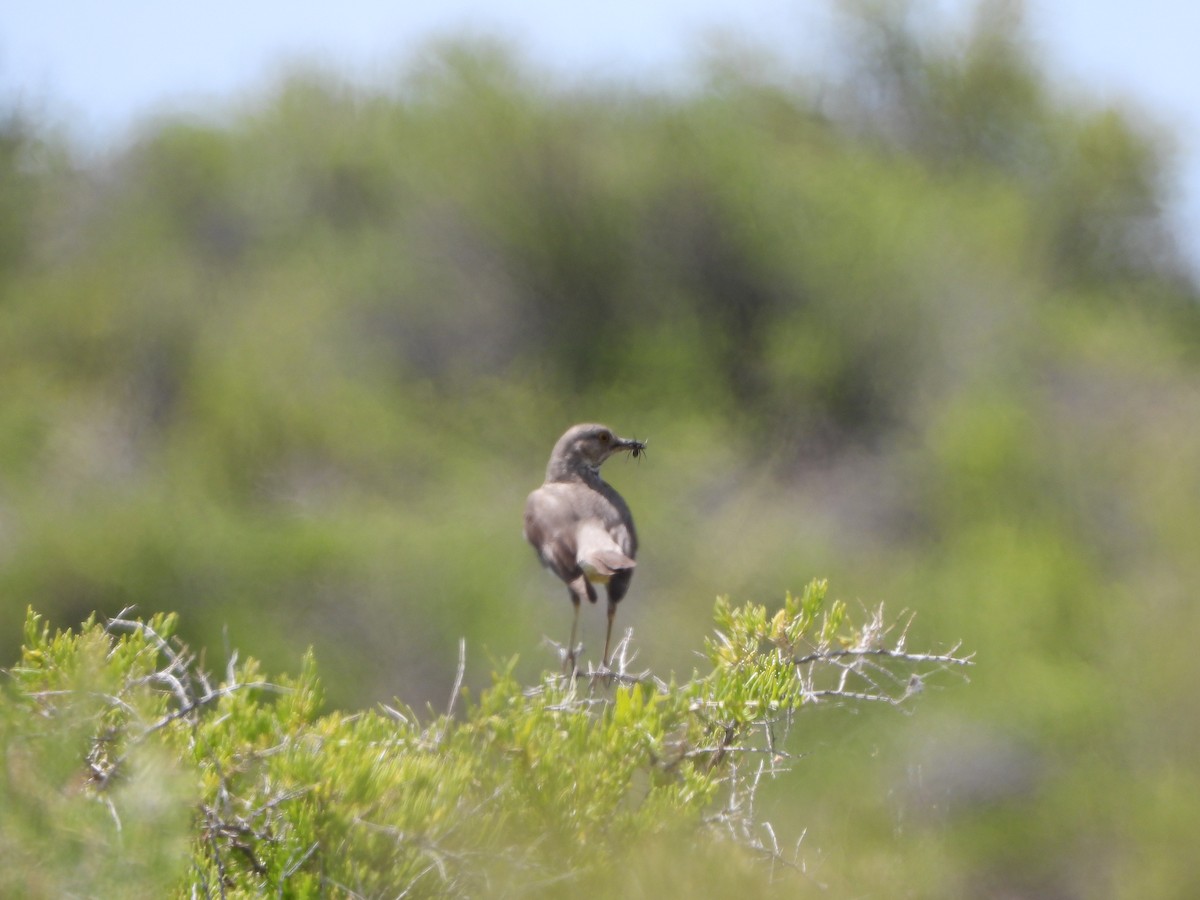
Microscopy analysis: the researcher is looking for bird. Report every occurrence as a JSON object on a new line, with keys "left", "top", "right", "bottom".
{"left": 524, "top": 423, "right": 646, "bottom": 671}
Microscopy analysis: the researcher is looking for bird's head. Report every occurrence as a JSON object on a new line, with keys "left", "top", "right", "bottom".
{"left": 546, "top": 423, "right": 646, "bottom": 481}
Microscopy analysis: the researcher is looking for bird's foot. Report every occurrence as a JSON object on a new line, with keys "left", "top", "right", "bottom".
{"left": 560, "top": 645, "right": 583, "bottom": 678}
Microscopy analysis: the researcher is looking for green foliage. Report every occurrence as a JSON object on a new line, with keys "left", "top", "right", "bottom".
{"left": 3, "top": 1, "right": 1200, "bottom": 895}
{"left": 1, "top": 592, "right": 967, "bottom": 897}
{"left": 1, "top": 612, "right": 194, "bottom": 898}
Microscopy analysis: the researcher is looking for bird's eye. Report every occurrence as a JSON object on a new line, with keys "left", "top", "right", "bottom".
{"left": 599, "top": 432, "right": 611, "bottom": 442}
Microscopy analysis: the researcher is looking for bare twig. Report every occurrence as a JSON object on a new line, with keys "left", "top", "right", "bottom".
{"left": 279, "top": 841, "right": 320, "bottom": 891}
{"left": 792, "top": 645, "right": 974, "bottom": 667}
{"left": 447, "top": 639, "right": 466, "bottom": 721}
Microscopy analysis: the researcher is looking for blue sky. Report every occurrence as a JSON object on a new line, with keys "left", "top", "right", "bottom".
{"left": 5, "top": 1, "right": 1199, "bottom": 270}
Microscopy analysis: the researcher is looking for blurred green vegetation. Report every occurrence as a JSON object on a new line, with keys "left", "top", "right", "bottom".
{"left": 3, "top": 1, "right": 1200, "bottom": 895}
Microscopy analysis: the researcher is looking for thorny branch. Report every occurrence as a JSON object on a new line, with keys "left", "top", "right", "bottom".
{"left": 523, "top": 610, "right": 972, "bottom": 882}
{"left": 106, "top": 610, "right": 286, "bottom": 740}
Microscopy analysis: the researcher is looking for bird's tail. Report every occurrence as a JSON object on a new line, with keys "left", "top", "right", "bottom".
{"left": 576, "top": 522, "right": 636, "bottom": 582}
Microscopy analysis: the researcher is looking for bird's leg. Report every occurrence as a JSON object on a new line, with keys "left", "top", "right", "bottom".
{"left": 602, "top": 599, "right": 617, "bottom": 671}
{"left": 565, "top": 594, "right": 581, "bottom": 674}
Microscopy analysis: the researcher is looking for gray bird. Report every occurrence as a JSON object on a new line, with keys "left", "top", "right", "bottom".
{"left": 524, "top": 423, "right": 646, "bottom": 670}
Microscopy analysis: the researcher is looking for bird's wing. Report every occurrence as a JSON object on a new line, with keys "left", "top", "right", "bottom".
{"left": 594, "top": 481, "right": 637, "bottom": 558}
{"left": 524, "top": 486, "right": 580, "bottom": 581}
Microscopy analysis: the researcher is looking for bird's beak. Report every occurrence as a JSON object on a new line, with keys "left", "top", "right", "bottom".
{"left": 616, "top": 436, "right": 647, "bottom": 457}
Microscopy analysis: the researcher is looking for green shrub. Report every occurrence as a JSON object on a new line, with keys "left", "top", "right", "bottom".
{"left": 1, "top": 582, "right": 968, "bottom": 897}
